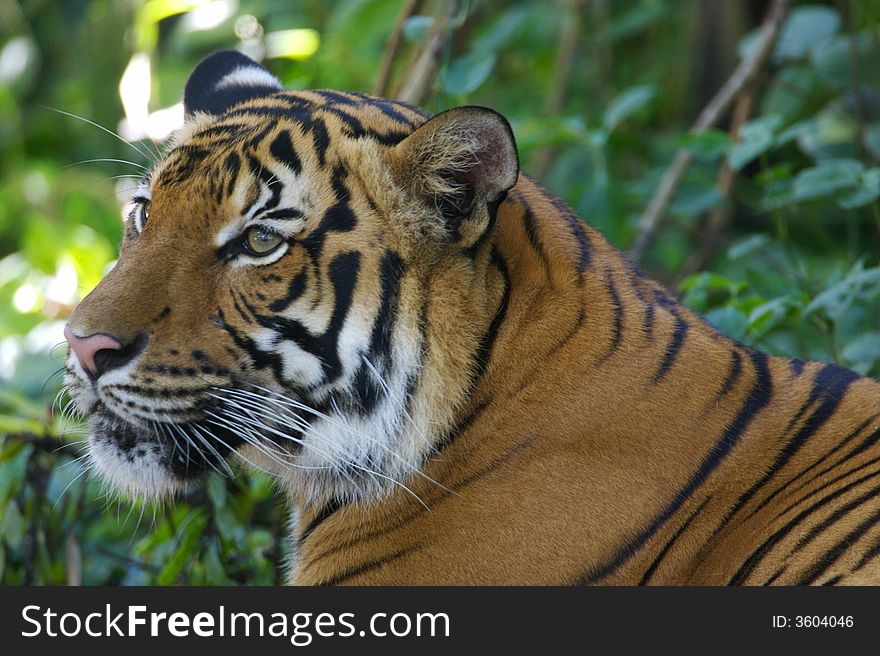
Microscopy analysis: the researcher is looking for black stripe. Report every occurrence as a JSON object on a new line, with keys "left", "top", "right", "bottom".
{"left": 246, "top": 151, "right": 282, "bottom": 214}
{"left": 715, "top": 349, "right": 743, "bottom": 399}
{"left": 832, "top": 424, "right": 880, "bottom": 466}
{"left": 580, "top": 349, "right": 772, "bottom": 584}
{"left": 545, "top": 307, "right": 586, "bottom": 359}
{"left": 231, "top": 292, "right": 253, "bottom": 324}
{"left": 326, "top": 101, "right": 413, "bottom": 144}
{"left": 652, "top": 309, "right": 689, "bottom": 384}
{"left": 370, "top": 251, "right": 404, "bottom": 361}
{"left": 310, "top": 116, "right": 330, "bottom": 167}
{"left": 320, "top": 103, "right": 410, "bottom": 145}
{"left": 520, "top": 201, "right": 548, "bottom": 266}
{"left": 245, "top": 122, "right": 276, "bottom": 151}
{"left": 737, "top": 363, "right": 861, "bottom": 521}
{"left": 317, "top": 544, "right": 420, "bottom": 586}
{"left": 434, "top": 251, "right": 509, "bottom": 455}
{"left": 765, "top": 416, "right": 878, "bottom": 519}
{"left": 442, "top": 438, "right": 533, "bottom": 495}
{"left": 796, "top": 502, "right": 880, "bottom": 585}
{"left": 314, "top": 89, "right": 359, "bottom": 106}
{"left": 160, "top": 145, "right": 211, "bottom": 186}
{"left": 222, "top": 151, "right": 240, "bottom": 199}
{"left": 299, "top": 498, "right": 343, "bottom": 547}
{"left": 216, "top": 309, "right": 287, "bottom": 382}
{"left": 471, "top": 249, "right": 510, "bottom": 384}
{"left": 533, "top": 181, "right": 591, "bottom": 276}
{"left": 772, "top": 453, "right": 880, "bottom": 524}
{"left": 349, "top": 92, "right": 423, "bottom": 126}
{"left": 728, "top": 470, "right": 880, "bottom": 584}
{"left": 258, "top": 251, "right": 361, "bottom": 383}
{"left": 597, "top": 268, "right": 623, "bottom": 363}
{"left": 300, "top": 168, "right": 357, "bottom": 260}
{"left": 434, "top": 400, "right": 492, "bottom": 457}
{"left": 764, "top": 567, "right": 786, "bottom": 585}
{"left": 304, "top": 486, "right": 425, "bottom": 571}
{"left": 854, "top": 534, "right": 880, "bottom": 571}
{"left": 226, "top": 105, "right": 308, "bottom": 121}
{"left": 193, "top": 122, "right": 247, "bottom": 141}
{"left": 629, "top": 277, "right": 655, "bottom": 342}
{"left": 351, "top": 362, "right": 381, "bottom": 414}
{"left": 269, "top": 129, "right": 302, "bottom": 174}
{"left": 792, "top": 479, "right": 880, "bottom": 555}
{"left": 638, "top": 496, "right": 710, "bottom": 585}
{"left": 268, "top": 270, "right": 307, "bottom": 312}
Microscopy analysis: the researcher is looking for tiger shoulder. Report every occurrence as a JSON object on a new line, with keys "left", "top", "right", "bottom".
{"left": 63, "top": 50, "right": 880, "bottom": 585}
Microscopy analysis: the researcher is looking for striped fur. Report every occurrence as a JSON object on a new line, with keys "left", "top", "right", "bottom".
{"left": 65, "top": 52, "right": 880, "bottom": 585}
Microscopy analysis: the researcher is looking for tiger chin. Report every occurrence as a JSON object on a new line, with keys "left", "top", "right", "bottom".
{"left": 64, "top": 50, "right": 880, "bottom": 586}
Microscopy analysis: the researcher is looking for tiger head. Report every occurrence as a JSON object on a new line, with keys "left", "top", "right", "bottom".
{"left": 64, "top": 51, "right": 518, "bottom": 502}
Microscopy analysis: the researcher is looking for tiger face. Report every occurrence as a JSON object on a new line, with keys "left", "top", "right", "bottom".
{"left": 64, "top": 51, "right": 518, "bottom": 502}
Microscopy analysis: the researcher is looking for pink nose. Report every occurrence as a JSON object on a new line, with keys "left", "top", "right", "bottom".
{"left": 64, "top": 325, "right": 123, "bottom": 376}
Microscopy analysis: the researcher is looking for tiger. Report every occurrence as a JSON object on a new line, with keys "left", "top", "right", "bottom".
{"left": 63, "top": 50, "right": 880, "bottom": 586}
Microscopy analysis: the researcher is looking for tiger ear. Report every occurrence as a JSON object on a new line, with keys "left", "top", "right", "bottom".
{"left": 183, "top": 50, "right": 283, "bottom": 119}
{"left": 391, "top": 106, "right": 519, "bottom": 248}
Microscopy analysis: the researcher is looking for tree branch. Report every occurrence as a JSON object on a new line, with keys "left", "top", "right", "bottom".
{"left": 394, "top": 1, "right": 457, "bottom": 105}
{"left": 675, "top": 89, "right": 756, "bottom": 282}
{"left": 373, "top": 0, "right": 422, "bottom": 97}
{"left": 630, "top": 0, "right": 790, "bottom": 261}
{"left": 532, "top": 0, "right": 585, "bottom": 178}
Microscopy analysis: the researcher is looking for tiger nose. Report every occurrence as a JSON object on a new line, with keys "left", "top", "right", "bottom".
{"left": 63, "top": 325, "right": 127, "bottom": 378}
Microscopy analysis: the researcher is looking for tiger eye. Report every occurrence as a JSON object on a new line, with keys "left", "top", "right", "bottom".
{"left": 245, "top": 225, "right": 284, "bottom": 254}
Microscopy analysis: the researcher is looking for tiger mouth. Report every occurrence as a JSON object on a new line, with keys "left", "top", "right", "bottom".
{"left": 88, "top": 402, "right": 245, "bottom": 481}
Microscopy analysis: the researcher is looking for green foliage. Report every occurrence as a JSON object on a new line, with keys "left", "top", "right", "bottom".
{"left": 0, "top": 0, "right": 878, "bottom": 585}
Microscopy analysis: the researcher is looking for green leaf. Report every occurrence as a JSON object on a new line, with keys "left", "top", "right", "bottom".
{"left": 1, "top": 500, "right": 25, "bottom": 549}
{"left": 206, "top": 473, "right": 227, "bottom": 509}
{"left": 762, "top": 68, "right": 823, "bottom": 120}
{"left": 594, "top": 1, "right": 668, "bottom": 44}
{"left": 839, "top": 168, "right": 880, "bottom": 209}
{"left": 792, "top": 158, "right": 863, "bottom": 203}
{"left": 213, "top": 506, "right": 239, "bottom": 541}
{"left": 793, "top": 100, "right": 858, "bottom": 161}
{"left": 811, "top": 29, "right": 880, "bottom": 91}
{"left": 804, "top": 262, "right": 880, "bottom": 320}
{"left": 864, "top": 123, "right": 880, "bottom": 161}
{"left": 0, "top": 444, "right": 31, "bottom": 506}
{"left": 747, "top": 296, "right": 800, "bottom": 337}
{"left": 680, "top": 272, "right": 746, "bottom": 313}
{"left": 841, "top": 331, "right": 880, "bottom": 373}
{"left": 727, "top": 234, "right": 771, "bottom": 261}
{"left": 738, "top": 5, "right": 840, "bottom": 63}
{"left": 403, "top": 16, "right": 433, "bottom": 43}
{"left": 443, "top": 51, "right": 496, "bottom": 96}
{"left": 728, "top": 115, "right": 783, "bottom": 170}
{"left": 156, "top": 510, "right": 207, "bottom": 585}
{"left": 669, "top": 187, "right": 724, "bottom": 218}
{"left": 706, "top": 306, "right": 749, "bottom": 340}
{"left": 602, "top": 85, "right": 656, "bottom": 133}
{"left": 774, "top": 5, "right": 841, "bottom": 61}
{"left": 774, "top": 120, "right": 815, "bottom": 148}
{"left": 472, "top": 6, "right": 528, "bottom": 52}
{"left": 202, "top": 540, "right": 228, "bottom": 585}
{"left": 682, "top": 130, "right": 731, "bottom": 161}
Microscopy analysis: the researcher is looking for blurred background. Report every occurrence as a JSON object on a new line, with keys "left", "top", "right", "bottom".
{"left": 1, "top": 0, "right": 878, "bottom": 585}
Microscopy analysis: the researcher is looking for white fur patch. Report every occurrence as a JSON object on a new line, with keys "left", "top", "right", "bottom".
{"left": 214, "top": 66, "right": 282, "bottom": 92}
